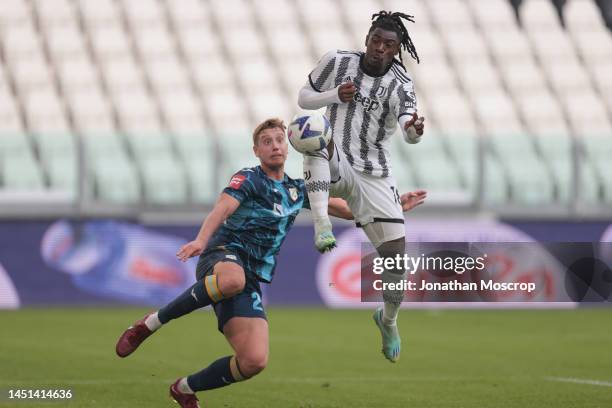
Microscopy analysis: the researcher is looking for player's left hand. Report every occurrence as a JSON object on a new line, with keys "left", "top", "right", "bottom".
{"left": 400, "top": 190, "right": 427, "bottom": 212}
{"left": 176, "top": 240, "right": 204, "bottom": 262}
{"left": 404, "top": 112, "right": 425, "bottom": 136}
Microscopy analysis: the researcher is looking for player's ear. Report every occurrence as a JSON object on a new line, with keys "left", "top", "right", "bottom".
{"left": 253, "top": 145, "right": 259, "bottom": 158}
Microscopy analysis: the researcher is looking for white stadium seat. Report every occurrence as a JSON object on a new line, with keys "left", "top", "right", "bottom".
{"left": 565, "top": 0, "right": 607, "bottom": 30}
{"left": 428, "top": 0, "right": 474, "bottom": 28}
{"left": 166, "top": 0, "right": 210, "bottom": 26}
{"left": 467, "top": 0, "right": 517, "bottom": 30}
{"left": 132, "top": 26, "right": 177, "bottom": 60}
{"left": 32, "top": 0, "right": 76, "bottom": 27}
{"left": 77, "top": 0, "right": 121, "bottom": 27}
{"left": 520, "top": 0, "right": 562, "bottom": 31}
{"left": 122, "top": 0, "right": 165, "bottom": 26}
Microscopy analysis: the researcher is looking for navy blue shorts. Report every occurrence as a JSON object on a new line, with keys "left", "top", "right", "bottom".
{"left": 196, "top": 247, "right": 267, "bottom": 333}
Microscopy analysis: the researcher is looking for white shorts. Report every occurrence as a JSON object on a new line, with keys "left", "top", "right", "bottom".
{"left": 328, "top": 146, "right": 405, "bottom": 245}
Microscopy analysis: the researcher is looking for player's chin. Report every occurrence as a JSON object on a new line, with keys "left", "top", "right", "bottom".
{"left": 265, "top": 156, "right": 286, "bottom": 168}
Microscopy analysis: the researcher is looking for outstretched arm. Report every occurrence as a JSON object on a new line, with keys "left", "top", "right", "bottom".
{"left": 400, "top": 190, "right": 427, "bottom": 211}
{"left": 327, "top": 190, "right": 427, "bottom": 221}
{"left": 328, "top": 197, "right": 354, "bottom": 220}
{"left": 298, "top": 81, "right": 357, "bottom": 110}
{"left": 176, "top": 193, "right": 240, "bottom": 261}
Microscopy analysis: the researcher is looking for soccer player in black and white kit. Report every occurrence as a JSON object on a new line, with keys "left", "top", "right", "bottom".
{"left": 298, "top": 11, "right": 426, "bottom": 362}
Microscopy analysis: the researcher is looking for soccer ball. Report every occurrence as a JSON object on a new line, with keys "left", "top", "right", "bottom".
{"left": 287, "top": 112, "right": 332, "bottom": 154}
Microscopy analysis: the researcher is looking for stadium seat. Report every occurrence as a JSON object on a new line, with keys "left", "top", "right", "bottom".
{"left": 1, "top": 149, "right": 45, "bottom": 191}
{"left": 248, "top": 91, "right": 291, "bottom": 124}
{"left": 263, "top": 24, "right": 310, "bottom": 60}
{"left": 0, "top": 0, "right": 31, "bottom": 27}
{"left": 46, "top": 154, "right": 76, "bottom": 195}
{"left": 132, "top": 26, "right": 176, "bottom": 60}
{"left": 203, "top": 90, "right": 250, "bottom": 134}
{"left": 570, "top": 29, "right": 612, "bottom": 65}
{"left": 442, "top": 28, "right": 490, "bottom": 64}
{"left": 516, "top": 90, "right": 570, "bottom": 138}
{"left": 1, "top": 23, "right": 42, "bottom": 60}
{"left": 144, "top": 57, "right": 190, "bottom": 93}
{"left": 10, "top": 56, "right": 54, "bottom": 96}
{"left": 90, "top": 26, "right": 132, "bottom": 58}
{"left": 111, "top": 90, "right": 162, "bottom": 133}
{"left": 33, "top": 132, "right": 76, "bottom": 164}
{"left": 24, "top": 89, "right": 70, "bottom": 133}
{"left": 218, "top": 25, "right": 266, "bottom": 59}
{"left": 565, "top": 0, "right": 607, "bottom": 30}
{"left": 76, "top": 0, "right": 121, "bottom": 27}
{"left": 397, "top": 131, "right": 464, "bottom": 196}
{"left": 498, "top": 59, "right": 548, "bottom": 95}
{"left": 427, "top": 89, "right": 479, "bottom": 136}
{"left": 92, "top": 154, "right": 140, "bottom": 204}
{"left": 122, "top": 0, "right": 165, "bottom": 26}
{"left": 158, "top": 90, "right": 206, "bottom": 134}
{"left": 486, "top": 26, "right": 533, "bottom": 61}
{"left": 44, "top": 25, "right": 87, "bottom": 60}
{"left": 467, "top": 0, "right": 517, "bottom": 30}
{"left": 384, "top": 0, "right": 431, "bottom": 27}
{"left": 68, "top": 89, "right": 117, "bottom": 133}
{"left": 191, "top": 56, "right": 234, "bottom": 92}
{"left": 140, "top": 154, "right": 188, "bottom": 204}
{"left": 541, "top": 59, "right": 591, "bottom": 94}
{"left": 166, "top": 0, "right": 209, "bottom": 27}
{"left": 56, "top": 57, "right": 99, "bottom": 92}
{"left": 405, "top": 26, "right": 446, "bottom": 64}
{"left": 589, "top": 61, "right": 612, "bottom": 95}
{"left": 520, "top": 0, "right": 562, "bottom": 31}
{"left": 412, "top": 62, "right": 457, "bottom": 93}
{"left": 0, "top": 85, "right": 25, "bottom": 133}
{"left": 175, "top": 24, "right": 220, "bottom": 60}
{"left": 455, "top": 60, "right": 503, "bottom": 97}
{"left": 427, "top": 0, "right": 474, "bottom": 28}
{"left": 185, "top": 157, "right": 219, "bottom": 204}
{"left": 528, "top": 30, "right": 578, "bottom": 62}
{"left": 560, "top": 90, "right": 612, "bottom": 135}
{"left": 101, "top": 57, "right": 146, "bottom": 92}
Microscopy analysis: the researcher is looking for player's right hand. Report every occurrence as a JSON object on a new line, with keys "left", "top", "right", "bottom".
{"left": 338, "top": 81, "right": 357, "bottom": 103}
{"left": 176, "top": 240, "right": 204, "bottom": 262}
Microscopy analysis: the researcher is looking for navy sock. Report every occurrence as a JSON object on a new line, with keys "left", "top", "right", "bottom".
{"left": 187, "top": 356, "right": 246, "bottom": 392}
{"left": 158, "top": 275, "right": 224, "bottom": 324}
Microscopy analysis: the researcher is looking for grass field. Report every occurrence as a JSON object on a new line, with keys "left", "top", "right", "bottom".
{"left": 1, "top": 308, "right": 611, "bottom": 407}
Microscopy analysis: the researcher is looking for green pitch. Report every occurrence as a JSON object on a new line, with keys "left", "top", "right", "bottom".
{"left": 1, "top": 308, "right": 611, "bottom": 407}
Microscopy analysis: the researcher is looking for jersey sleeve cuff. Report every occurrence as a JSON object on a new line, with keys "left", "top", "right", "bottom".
{"left": 308, "top": 74, "right": 322, "bottom": 93}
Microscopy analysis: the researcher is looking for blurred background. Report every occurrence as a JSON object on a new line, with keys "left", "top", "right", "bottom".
{"left": 1, "top": 0, "right": 612, "bottom": 309}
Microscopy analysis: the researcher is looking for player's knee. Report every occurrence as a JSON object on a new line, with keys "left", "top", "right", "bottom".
{"left": 377, "top": 238, "right": 406, "bottom": 275}
{"left": 217, "top": 265, "right": 246, "bottom": 297}
{"left": 239, "top": 353, "right": 268, "bottom": 377}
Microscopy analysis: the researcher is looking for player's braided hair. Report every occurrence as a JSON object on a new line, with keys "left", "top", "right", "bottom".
{"left": 369, "top": 11, "right": 420, "bottom": 65}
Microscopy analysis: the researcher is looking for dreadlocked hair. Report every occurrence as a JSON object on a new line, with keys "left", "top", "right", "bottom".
{"left": 370, "top": 11, "right": 420, "bottom": 65}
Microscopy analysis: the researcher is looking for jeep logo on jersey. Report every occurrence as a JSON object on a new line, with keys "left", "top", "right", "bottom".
{"left": 353, "top": 91, "right": 380, "bottom": 112}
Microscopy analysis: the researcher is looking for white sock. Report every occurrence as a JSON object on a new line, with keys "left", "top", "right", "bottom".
{"left": 144, "top": 312, "right": 162, "bottom": 331}
{"left": 382, "top": 301, "right": 400, "bottom": 326}
{"left": 303, "top": 153, "right": 330, "bottom": 223}
{"left": 177, "top": 377, "right": 194, "bottom": 394}
{"left": 381, "top": 270, "right": 406, "bottom": 326}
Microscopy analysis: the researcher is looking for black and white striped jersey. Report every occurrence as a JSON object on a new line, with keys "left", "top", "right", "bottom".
{"left": 308, "top": 49, "right": 417, "bottom": 178}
